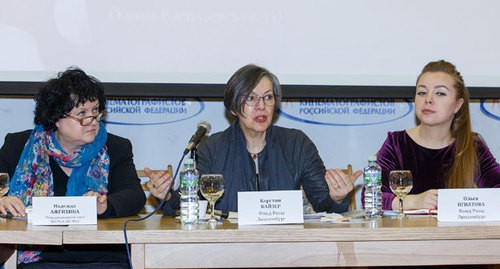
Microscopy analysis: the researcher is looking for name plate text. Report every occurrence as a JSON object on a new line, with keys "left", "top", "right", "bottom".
{"left": 438, "top": 188, "right": 500, "bottom": 222}
{"left": 32, "top": 196, "right": 97, "bottom": 225}
{"left": 237, "top": 190, "right": 303, "bottom": 225}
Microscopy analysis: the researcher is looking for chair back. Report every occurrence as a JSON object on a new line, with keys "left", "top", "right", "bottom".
{"left": 341, "top": 164, "right": 357, "bottom": 211}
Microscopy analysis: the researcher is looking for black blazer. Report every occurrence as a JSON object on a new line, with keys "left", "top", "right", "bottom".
{"left": 0, "top": 130, "right": 146, "bottom": 218}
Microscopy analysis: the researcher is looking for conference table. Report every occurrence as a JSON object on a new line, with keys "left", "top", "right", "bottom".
{"left": 2, "top": 213, "right": 500, "bottom": 268}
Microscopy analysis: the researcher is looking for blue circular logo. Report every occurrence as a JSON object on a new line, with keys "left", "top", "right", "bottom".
{"left": 278, "top": 98, "right": 413, "bottom": 126}
{"left": 104, "top": 98, "right": 205, "bottom": 125}
{"left": 480, "top": 99, "right": 500, "bottom": 121}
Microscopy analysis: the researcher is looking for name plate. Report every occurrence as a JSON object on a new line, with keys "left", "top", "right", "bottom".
{"left": 438, "top": 188, "right": 500, "bottom": 222}
{"left": 237, "top": 190, "right": 303, "bottom": 225}
{"left": 32, "top": 196, "right": 97, "bottom": 225}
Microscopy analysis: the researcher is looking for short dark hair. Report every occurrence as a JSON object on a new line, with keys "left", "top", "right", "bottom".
{"left": 224, "top": 64, "right": 282, "bottom": 116}
{"left": 34, "top": 67, "right": 106, "bottom": 130}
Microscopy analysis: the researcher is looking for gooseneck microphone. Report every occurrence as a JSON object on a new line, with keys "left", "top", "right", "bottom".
{"left": 183, "top": 121, "right": 211, "bottom": 155}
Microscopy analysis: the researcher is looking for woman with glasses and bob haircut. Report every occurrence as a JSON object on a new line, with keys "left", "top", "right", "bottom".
{"left": 157, "top": 64, "right": 360, "bottom": 214}
{"left": 0, "top": 67, "right": 145, "bottom": 268}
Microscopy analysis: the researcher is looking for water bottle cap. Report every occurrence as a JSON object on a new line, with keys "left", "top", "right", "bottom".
{"left": 184, "top": 158, "right": 194, "bottom": 165}
{"left": 368, "top": 155, "right": 377, "bottom": 161}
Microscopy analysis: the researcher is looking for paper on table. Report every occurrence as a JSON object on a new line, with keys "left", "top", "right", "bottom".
{"left": 303, "top": 212, "right": 327, "bottom": 219}
{"left": 404, "top": 209, "right": 437, "bottom": 216}
{"left": 319, "top": 213, "right": 350, "bottom": 223}
{"left": 304, "top": 212, "right": 350, "bottom": 222}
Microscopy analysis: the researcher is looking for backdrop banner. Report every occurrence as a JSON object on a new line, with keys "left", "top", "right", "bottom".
{"left": 1, "top": 97, "right": 498, "bottom": 208}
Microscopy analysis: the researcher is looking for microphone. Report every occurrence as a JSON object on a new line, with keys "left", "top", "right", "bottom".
{"left": 183, "top": 121, "right": 211, "bottom": 155}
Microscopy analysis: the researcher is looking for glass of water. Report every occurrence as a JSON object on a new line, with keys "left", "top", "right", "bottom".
{"left": 199, "top": 174, "right": 224, "bottom": 223}
{"left": 389, "top": 170, "right": 413, "bottom": 218}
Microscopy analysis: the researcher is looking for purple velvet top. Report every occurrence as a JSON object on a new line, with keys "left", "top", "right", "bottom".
{"left": 376, "top": 130, "right": 500, "bottom": 210}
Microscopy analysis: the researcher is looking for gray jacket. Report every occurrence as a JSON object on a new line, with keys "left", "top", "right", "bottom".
{"left": 194, "top": 121, "right": 349, "bottom": 213}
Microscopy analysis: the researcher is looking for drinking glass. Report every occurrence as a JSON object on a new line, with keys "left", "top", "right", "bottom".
{"left": 199, "top": 174, "right": 224, "bottom": 223}
{"left": 0, "top": 173, "right": 10, "bottom": 197}
{"left": 389, "top": 170, "right": 413, "bottom": 218}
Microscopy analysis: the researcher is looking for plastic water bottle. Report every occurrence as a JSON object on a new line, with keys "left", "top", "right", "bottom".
{"left": 364, "top": 155, "right": 383, "bottom": 218}
{"left": 180, "top": 158, "right": 199, "bottom": 224}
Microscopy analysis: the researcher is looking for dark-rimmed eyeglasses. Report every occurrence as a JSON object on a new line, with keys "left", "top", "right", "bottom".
{"left": 244, "top": 93, "right": 276, "bottom": 107}
{"left": 65, "top": 112, "right": 105, "bottom": 126}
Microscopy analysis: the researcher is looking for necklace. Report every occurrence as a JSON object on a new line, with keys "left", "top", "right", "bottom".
{"left": 248, "top": 147, "right": 265, "bottom": 161}
{"left": 248, "top": 148, "right": 264, "bottom": 161}
{"left": 248, "top": 149, "right": 261, "bottom": 161}
{"left": 247, "top": 142, "right": 266, "bottom": 161}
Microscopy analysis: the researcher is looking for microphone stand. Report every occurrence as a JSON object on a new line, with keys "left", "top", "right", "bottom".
{"left": 123, "top": 150, "right": 187, "bottom": 269}
{"left": 123, "top": 124, "right": 210, "bottom": 268}
{"left": 190, "top": 147, "right": 197, "bottom": 163}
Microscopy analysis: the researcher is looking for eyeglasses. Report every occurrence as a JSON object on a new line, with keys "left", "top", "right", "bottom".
{"left": 65, "top": 112, "right": 105, "bottom": 126}
{"left": 244, "top": 93, "right": 276, "bottom": 107}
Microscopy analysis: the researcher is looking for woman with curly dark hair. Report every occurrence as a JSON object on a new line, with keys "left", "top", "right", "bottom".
{"left": 0, "top": 67, "right": 145, "bottom": 268}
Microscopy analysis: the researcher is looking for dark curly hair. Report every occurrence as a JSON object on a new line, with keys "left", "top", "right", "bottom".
{"left": 34, "top": 67, "right": 106, "bottom": 131}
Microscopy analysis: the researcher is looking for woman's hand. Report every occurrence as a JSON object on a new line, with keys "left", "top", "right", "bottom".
{"left": 392, "top": 189, "right": 438, "bottom": 210}
{"left": 83, "top": 191, "right": 108, "bottom": 215}
{"left": 144, "top": 167, "right": 173, "bottom": 201}
{"left": 325, "top": 168, "right": 362, "bottom": 203}
{"left": 0, "top": 196, "right": 26, "bottom": 217}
